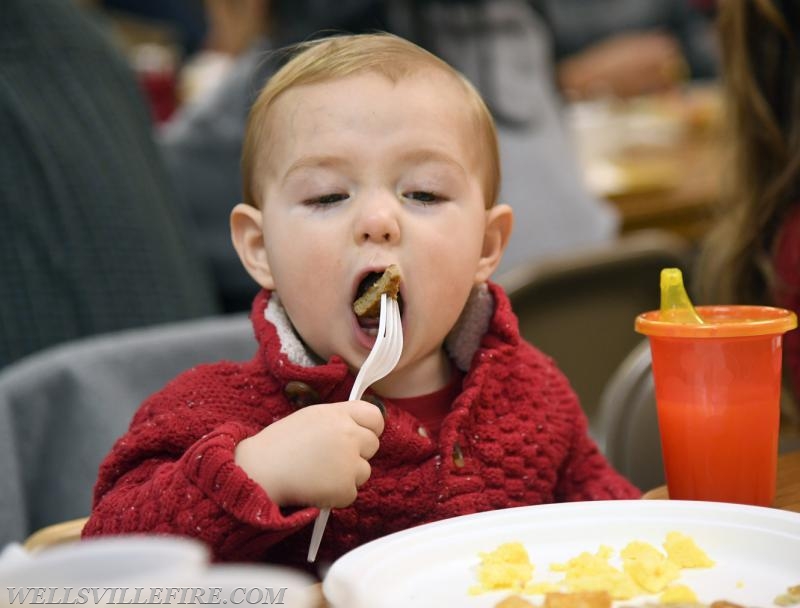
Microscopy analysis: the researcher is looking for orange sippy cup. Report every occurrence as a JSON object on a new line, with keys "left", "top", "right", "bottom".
{"left": 635, "top": 269, "right": 797, "bottom": 506}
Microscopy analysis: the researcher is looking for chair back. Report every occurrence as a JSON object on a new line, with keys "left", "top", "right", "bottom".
{"left": 594, "top": 340, "right": 663, "bottom": 491}
{"left": 496, "top": 229, "right": 693, "bottom": 429}
{"left": 0, "top": 315, "right": 254, "bottom": 546}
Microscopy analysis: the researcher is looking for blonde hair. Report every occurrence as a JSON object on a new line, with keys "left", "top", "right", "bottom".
{"left": 696, "top": 0, "right": 800, "bottom": 304}
{"left": 241, "top": 33, "right": 500, "bottom": 210}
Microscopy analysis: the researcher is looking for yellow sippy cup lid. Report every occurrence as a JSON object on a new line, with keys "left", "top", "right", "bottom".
{"left": 636, "top": 268, "right": 797, "bottom": 337}
{"left": 659, "top": 268, "right": 704, "bottom": 325}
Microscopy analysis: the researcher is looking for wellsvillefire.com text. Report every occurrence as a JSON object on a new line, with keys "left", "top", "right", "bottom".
{"left": 5, "top": 587, "right": 289, "bottom": 605}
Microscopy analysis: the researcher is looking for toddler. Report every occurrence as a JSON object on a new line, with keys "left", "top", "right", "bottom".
{"left": 84, "top": 33, "right": 639, "bottom": 569}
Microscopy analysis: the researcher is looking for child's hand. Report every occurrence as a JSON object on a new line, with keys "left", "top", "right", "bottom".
{"left": 558, "top": 31, "right": 686, "bottom": 100}
{"left": 234, "top": 401, "right": 385, "bottom": 509}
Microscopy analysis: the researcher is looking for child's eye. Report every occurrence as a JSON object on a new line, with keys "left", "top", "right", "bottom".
{"left": 304, "top": 193, "right": 349, "bottom": 206}
{"left": 405, "top": 191, "right": 443, "bottom": 204}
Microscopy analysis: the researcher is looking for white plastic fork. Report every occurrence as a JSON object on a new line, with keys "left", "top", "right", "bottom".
{"left": 307, "top": 293, "right": 403, "bottom": 562}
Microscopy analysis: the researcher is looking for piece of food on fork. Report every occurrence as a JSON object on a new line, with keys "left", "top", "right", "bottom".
{"left": 353, "top": 264, "right": 401, "bottom": 318}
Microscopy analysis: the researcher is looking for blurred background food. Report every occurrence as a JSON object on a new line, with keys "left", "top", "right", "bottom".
{"left": 569, "top": 83, "right": 723, "bottom": 200}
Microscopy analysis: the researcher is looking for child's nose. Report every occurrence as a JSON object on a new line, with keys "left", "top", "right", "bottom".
{"left": 354, "top": 197, "right": 400, "bottom": 244}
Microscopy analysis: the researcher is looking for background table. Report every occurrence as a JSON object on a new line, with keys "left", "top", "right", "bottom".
{"left": 608, "top": 135, "right": 720, "bottom": 242}
{"left": 641, "top": 450, "right": 800, "bottom": 512}
{"left": 571, "top": 87, "right": 724, "bottom": 244}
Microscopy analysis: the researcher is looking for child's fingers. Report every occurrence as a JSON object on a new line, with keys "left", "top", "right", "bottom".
{"left": 354, "top": 459, "right": 372, "bottom": 488}
{"left": 357, "top": 426, "right": 380, "bottom": 459}
{"left": 348, "top": 400, "right": 386, "bottom": 437}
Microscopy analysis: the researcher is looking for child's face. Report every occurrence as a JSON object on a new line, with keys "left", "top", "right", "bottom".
{"left": 234, "top": 70, "right": 511, "bottom": 395}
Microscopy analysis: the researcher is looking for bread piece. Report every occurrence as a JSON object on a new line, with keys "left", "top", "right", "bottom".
{"left": 710, "top": 601, "right": 747, "bottom": 608}
{"left": 544, "top": 591, "right": 611, "bottom": 608}
{"left": 353, "top": 265, "right": 401, "bottom": 318}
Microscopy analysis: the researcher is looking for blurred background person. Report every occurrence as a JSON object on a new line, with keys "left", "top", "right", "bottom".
{"left": 0, "top": 0, "right": 220, "bottom": 369}
{"left": 99, "top": 0, "right": 207, "bottom": 56}
{"left": 695, "top": 0, "right": 800, "bottom": 419}
{"left": 541, "top": 0, "right": 718, "bottom": 101}
{"left": 156, "top": 0, "right": 620, "bottom": 312}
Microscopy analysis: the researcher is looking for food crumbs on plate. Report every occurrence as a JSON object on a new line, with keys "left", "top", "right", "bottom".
{"left": 659, "top": 584, "right": 698, "bottom": 604}
{"left": 709, "top": 601, "right": 746, "bottom": 608}
{"left": 663, "top": 531, "right": 715, "bottom": 568}
{"left": 774, "top": 584, "right": 800, "bottom": 606}
{"left": 735, "top": 581, "right": 744, "bottom": 589}
{"left": 469, "top": 542, "right": 534, "bottom": 595}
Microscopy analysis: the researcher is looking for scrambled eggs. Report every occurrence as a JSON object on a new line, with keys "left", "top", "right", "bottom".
{"left": 470, "top": 542, "right": 535, "bottom": 594}
{"left": 470, "top": 531, "right": 715, "bottom": 603}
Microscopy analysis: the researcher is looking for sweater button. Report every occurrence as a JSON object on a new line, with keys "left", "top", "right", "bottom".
{"left": 452, "top": 442, "right": 465, "bottom": 468}
{"left": 363, "top": 394, "right": 387, "bottom": 420}
{"left": 283, "top": 381, "right": 321, "bottom": 408}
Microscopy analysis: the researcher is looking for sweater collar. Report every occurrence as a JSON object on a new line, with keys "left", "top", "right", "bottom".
{"left": 249, "top": 281, "right": 519, "bottom": 380}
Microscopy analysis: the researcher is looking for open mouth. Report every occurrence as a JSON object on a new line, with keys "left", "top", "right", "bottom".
{"left": 355, "top": 271, "right": 384, "bottom": 303}
{"left": 353, "top": 269, "right": 404, "bottom": 335}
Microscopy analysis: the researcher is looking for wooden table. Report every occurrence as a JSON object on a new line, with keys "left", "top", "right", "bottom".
{"left": 570, "top": 85, "right": 725, "bottom": 244}
{"left": 607, "top": 134, "right": 722, "bottom": 243}
{"left": 641, "top": 450, "right": 800, "bottom": 512}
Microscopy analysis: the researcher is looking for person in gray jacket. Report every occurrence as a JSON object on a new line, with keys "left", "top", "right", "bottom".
{"left": 0, "top": 0, "right": 220, "bottom": 368}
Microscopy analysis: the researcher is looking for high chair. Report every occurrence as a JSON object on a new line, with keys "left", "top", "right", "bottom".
{"left": 0, "top": 314, "right": 254, "bottom": 547}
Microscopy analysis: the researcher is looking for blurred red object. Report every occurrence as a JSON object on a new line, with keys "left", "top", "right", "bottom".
{"left": 132, "top": 43, "right": 178, "bottom": 124}
{"left": 690, "top": 0, "right": 717, "bottom": 16}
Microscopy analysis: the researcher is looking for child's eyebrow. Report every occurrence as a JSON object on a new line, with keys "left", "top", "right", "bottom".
{"left": 283, "top": 155, "right": 350, "bottom": 180}
{"left": 281, "top": 149, "right": 467, "bottom": 181}
{"left": 396, "top": 149, "right": 468, "bottom": 176}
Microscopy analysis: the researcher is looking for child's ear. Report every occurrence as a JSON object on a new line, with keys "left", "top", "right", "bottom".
{"left": 230, "top": 203, "right": 276, "bottom": 290}
{"left": 475, "top": 203, "right": 513, "bottom": 283}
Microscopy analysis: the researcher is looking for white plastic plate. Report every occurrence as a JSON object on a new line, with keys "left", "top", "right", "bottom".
{"left": 323, "top": 500, "right": 800, "bottom": 608}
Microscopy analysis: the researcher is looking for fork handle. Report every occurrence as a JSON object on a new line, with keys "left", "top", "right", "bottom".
{"left": 306, "top": 382, "right": 361, "bottom": 563}
{"left": 307, "top": 297, "right": 389, "bottom": 562}
{"left": 307, "top": 507, "right": 331, "bottom": 562}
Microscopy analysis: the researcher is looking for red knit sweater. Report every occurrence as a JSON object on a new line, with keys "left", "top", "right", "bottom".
{"left": 83, "top": 283, "right": 639, "bottom": 569}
